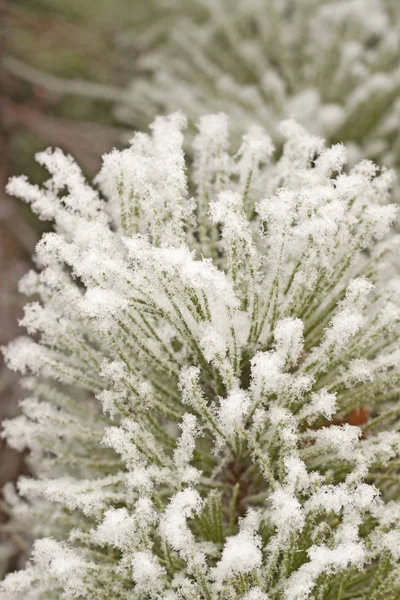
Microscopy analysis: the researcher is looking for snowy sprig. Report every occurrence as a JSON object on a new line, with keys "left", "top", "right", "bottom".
{"left": 1, "top": 113, "right": 400, "bottom": 600}
{"left": 117, "top": 0, "right": 400, "bottom": 180}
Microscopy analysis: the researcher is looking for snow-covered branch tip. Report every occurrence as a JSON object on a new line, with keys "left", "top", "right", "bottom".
{"left": 1, "top": 112, "right": 400, "bottom": 600}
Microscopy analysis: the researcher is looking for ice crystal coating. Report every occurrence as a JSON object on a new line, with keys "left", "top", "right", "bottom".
{"left": 1, "top": 113, "right": 400, "bottom": 600}
{"left": 118, "top": 0, "right": 400, "bottom": 179}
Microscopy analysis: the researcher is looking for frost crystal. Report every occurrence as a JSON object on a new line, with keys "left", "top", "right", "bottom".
{"left": 1, "top": 114, "right": 400, "bottom": 599}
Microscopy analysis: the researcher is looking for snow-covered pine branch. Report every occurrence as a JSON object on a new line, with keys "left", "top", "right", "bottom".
{"left": 1, "top": 113, "right": 400, "bottom": 600}
{"left": 117, "top": 0, "right": 400, "bottom": 186}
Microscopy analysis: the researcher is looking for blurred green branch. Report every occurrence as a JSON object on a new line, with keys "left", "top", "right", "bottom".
{"left": 3, "top": 56, "right": 131, "bottom": 104}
